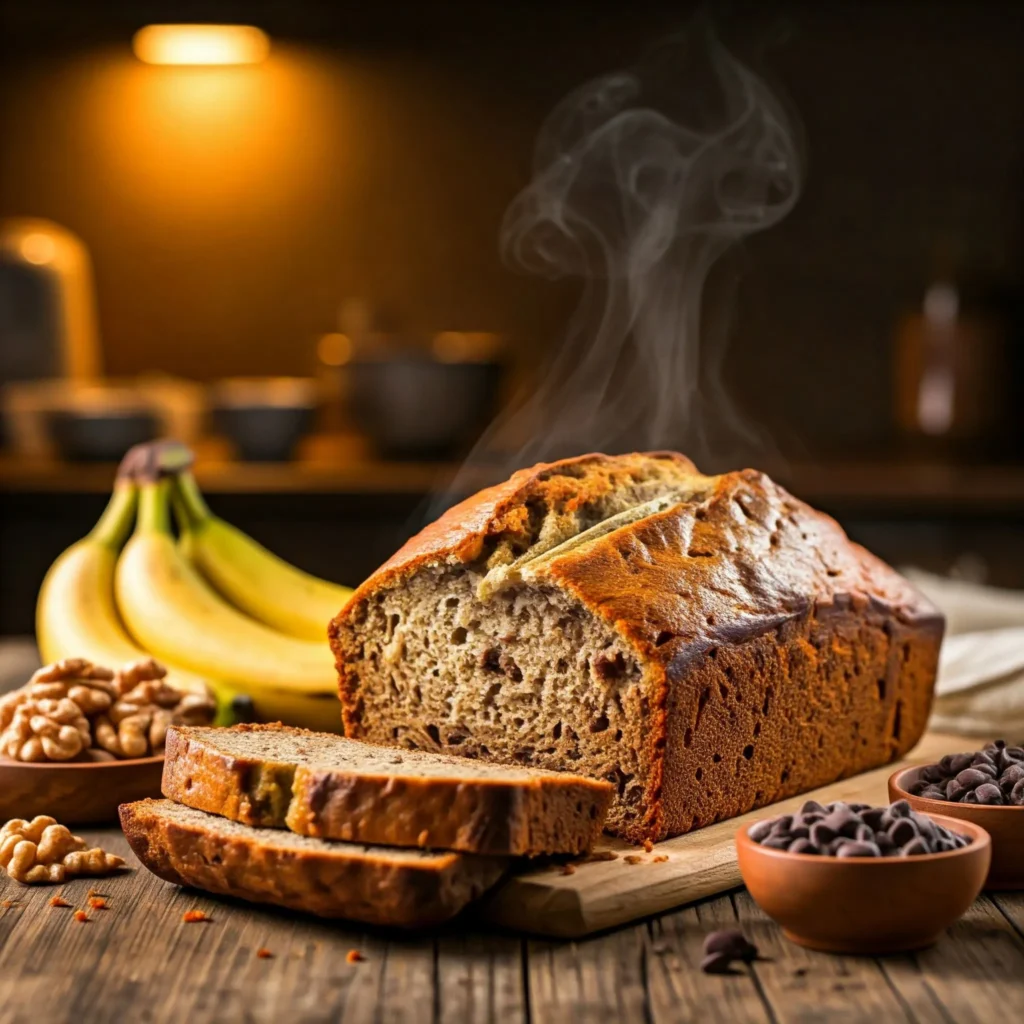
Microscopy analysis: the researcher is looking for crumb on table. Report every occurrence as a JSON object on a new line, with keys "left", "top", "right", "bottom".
{"left": 346, "top": 950, "right": 365, "bottom": 964}
{"left": 624, "top": 854, "right": 643, "bottom": 865}
{"left": 643, "top": 839, "right": 654, "bottom": 853}
{"left": 561, "top": 863, "right": 577, "bottom": 876}
{"left": 88, "top": 897, "right": 108, "bottom": 910}
{"left": 257, "top": 948, "right": 273, "bottom": 959}
{"left": 652, "top": 855, "right": 669, "bottom": 863}
{"left": 73, "top": 910, "right": 88, "bottom": 923}
{"left": 49, "top": 895, "right": 71, "bottom": 909}
{"left": 182, "top": 910, "right": 208, "bottom": 923}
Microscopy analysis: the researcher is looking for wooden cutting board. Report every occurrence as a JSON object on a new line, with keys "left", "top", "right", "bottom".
{"left": 482, "top": 732, "right": 972, "bottom": 938}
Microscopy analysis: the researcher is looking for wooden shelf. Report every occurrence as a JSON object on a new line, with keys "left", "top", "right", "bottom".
{"left": 1, "top": 449, "right": 1023, "bottom": 512}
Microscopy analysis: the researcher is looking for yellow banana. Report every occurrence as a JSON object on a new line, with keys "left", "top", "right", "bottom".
{"left": 115, "top": 479, "right": 340, "bottom": 697}
{"left": 35, "top": 482, "right": 245, "bottom": 725}
{"left": 173, "top": 472, "right": 353, "bottom": 640}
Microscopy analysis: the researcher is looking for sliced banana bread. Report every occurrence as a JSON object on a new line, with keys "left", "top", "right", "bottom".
{"left": 162, "top": 724, "right": 613, "bottom": 855}
{"left": 329, "top": 451, "right": 944, "bottom": 843}
{"left": 120, "top": 799, "right": 507, "bottom": 927}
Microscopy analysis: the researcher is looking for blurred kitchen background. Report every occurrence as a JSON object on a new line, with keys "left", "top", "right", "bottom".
{"left": 1, "top": 0, "right": 1023, "bottom": 636}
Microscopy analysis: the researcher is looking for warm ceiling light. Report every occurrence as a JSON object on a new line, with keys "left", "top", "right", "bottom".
{"left": 20, "top": 233, "right": 57, "bottom": 265}
{"left": 133, "top": 25, "right": 270, "bottom": 66}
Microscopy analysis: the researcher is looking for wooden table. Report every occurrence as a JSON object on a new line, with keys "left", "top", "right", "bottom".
{"left": 1, "top": 828, "right": 1022, "bottom": 1023}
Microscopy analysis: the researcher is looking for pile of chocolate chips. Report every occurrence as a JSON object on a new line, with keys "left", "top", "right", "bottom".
{"left": 907, "top": 740, "right": 1024, "bottom": 806}
{"left": 748, "top": 799, "right": 972, "bottom": 857}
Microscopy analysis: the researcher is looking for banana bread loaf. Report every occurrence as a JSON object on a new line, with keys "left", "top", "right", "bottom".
{"left": 121, "top": 799, "right": 507, "bottom": 927}
{"left": 329, "top": 452, "right": 943, "bottom": 843}
{"left": 162, "top": 723, "right": 612, "bottom": 855}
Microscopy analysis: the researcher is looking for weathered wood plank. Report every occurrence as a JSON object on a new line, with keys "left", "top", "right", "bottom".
{"left": 647, "top": 894, "right": 772, "bottom": 1023}
{"left": 436, "top": 931, "right": 526, "bottom": 1024}
{"left": 527, "top": 923, "right": 650, "bottom": 1023}
{"left": 898, "top": 895, "right": 1024, "bottom": 1024}
{"left": 990, "top": 891, "right": 1024, "bottom": 942}
{"left": 0, "top": 829, "right": 392, "bottom": 1024}
{"left": 4, "top": 826, "right": 1024, "bottom": 1024}
{"left": 735, "top": 890, "right": 916, "bottom": 1024}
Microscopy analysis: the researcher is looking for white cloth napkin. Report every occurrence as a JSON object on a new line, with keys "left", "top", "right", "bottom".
{"left": 903, "top": 570, "right": 1024, "bottom": 736}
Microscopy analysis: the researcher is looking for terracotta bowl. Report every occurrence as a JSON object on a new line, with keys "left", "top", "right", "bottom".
{"left": 889, "top": 766, "right": 1024, "bottom": 890}
{"left": 736, "top": 813, "right": 991, "bottom": 954}
{"left": 0, "top": 755, "right": 164, "bottom": 825}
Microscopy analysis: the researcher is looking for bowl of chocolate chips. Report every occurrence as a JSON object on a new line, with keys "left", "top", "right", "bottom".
{"left": 890, "top": 740, "right": 1024, "bottom": 890}
{"left": 736, "top": 800, "right": 991, "bottom": 954}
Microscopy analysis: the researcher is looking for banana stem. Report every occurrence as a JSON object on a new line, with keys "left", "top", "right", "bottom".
{"left": 174, "top": 471, "right": 212, "bottom": 527}
{"left": 87, "top": 483, "right": 138, "bottom": 549}
{"left": 137, "top": 479, "right": 174, "bottom": 535}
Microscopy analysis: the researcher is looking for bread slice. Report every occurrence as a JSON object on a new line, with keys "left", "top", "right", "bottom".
{"left": 162, "top": 723, "right": 613, "bottom": 856}
{"left": 330, "top": 452, "right": 944, "bottom": 843}
{"left": 120, "top": 799, "right": 507, "bottom": 927}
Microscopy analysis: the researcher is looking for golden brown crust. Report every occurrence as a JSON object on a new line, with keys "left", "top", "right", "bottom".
{"left": 162, "top": 724, "right": 613, "bottom": 856}
{"left": 332, "top": 454, "right": 944, "bottom": 843}
{"left": 120, "top": 799, "right": 507, "bottom": 928}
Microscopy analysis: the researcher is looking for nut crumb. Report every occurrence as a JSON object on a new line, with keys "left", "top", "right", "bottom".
{"left": 182, "top": 910, "right": 208, "bottom": 923}
{"left": 257, "top": 948, "right": 273, "bottom": 959}
{"left": 88, "top": 897, "right": 108, "bottom": 910}
{"left": 652, "top": 855, "right": 669, "bottom": 863}
{"left": 624, "top": 855, "right": 643, "bottom": 865}
{"left": 346, "top": 949, "right": 365, "bottom": 964}
{"left": 583, "top": 850, "right": 617, "bottom": 863}
{"left": 416, "top": 830, "right": 429, "bottom": 847}
{"left": 643, "top": 839, "right": 654, "bottom": 853}
{"left": 561, "top": 863, "right": 577, "bottom": 875}
{"left": 49, "top": 894, "right": 70, "bottom": 908}
{"left": 73, "top": 910, "right": 88, "bottom": 923}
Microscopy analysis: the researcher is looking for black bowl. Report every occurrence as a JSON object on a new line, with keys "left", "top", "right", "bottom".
{"left": 348, "top": 358, "right": 501, "bottom": 459}
{"left": 213, "top": 404, "right": 315, "bottom": 462}
{"left": 47, "top": 410, "right": 159, "bottom": 462}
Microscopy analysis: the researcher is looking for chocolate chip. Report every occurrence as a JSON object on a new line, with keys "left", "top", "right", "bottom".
{"left": 703, "top": 929, "right": 757, "bottom": 962}
{"left": 836, "top": 840, "right": 880, "bottom": 858}
{"left": 901, "top": 837, "right": 930, "bottom": 857}
{"left": 974, "top": 783, "right": 1004, "bottom": 805}
{"left": 748, "top": 819, "right": 774, "bottom": 842}
{"left": 889, "top": 819, "right": 918, "bottom": 846}
{"left": 700, "top": 952, "right": 736, "bottom": 975}
{"left": 789, "top": 838, "right": 815, "bottom": 855}
{"left": 810, "top": 822, "right": 836, "bottom": 846}
{"left": 800, "top": 800, "right": 827, "bottom": 816}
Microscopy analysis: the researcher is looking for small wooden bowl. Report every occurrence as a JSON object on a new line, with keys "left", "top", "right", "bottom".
{"left": 889, "top": 766, "right": 1024, "bottom": 890}
{"left": 736, "top": 813, "right": 991, "bottom": 954}
{"left": 0, "top": 755, "right": 164, "bottom": 825}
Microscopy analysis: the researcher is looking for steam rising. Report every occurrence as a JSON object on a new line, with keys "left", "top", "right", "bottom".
{"left": 457, "top": 30, "right": 801, "bottom": 488}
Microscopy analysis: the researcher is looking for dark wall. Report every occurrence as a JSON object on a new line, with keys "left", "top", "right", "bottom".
{"left": 1, "top": 0, "right": 1022, "bottom": 457}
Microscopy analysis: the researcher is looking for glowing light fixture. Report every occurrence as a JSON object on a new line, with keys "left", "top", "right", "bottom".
{"left": 133, "top": 25, "right": 270, "bottom": 66}
{"left": 19, "top": 233, "right": 57, "bottom": 265}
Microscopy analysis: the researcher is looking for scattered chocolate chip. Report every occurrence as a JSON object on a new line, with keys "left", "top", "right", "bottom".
{"left": 703, "top": 929, "right": 758, "bottom": 962}
{"left": 700, "top": 951, "right": 736, "bottom": 975}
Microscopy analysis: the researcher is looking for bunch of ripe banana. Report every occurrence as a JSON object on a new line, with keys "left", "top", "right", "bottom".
{"left": 35, "top": 441, "right": 354, "bottom": 732}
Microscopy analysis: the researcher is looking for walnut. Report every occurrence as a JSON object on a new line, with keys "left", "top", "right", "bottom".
{"left": 0, "top": 698, "right": 90, "bottom": 762}
{"left": 0, "top": 816, "right": 125, "bottom": 885}
{"left": 27, "top": 659, "right": 118, "bottom": 716}
{"left": 0, "top": 689, "right": 29, "bottom": 732}
{"left": 113, "top": 657, "right": 167, "bottom": 696}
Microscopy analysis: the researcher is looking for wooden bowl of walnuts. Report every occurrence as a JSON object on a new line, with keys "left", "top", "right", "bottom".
{"left": 0, "top": 657, "right": 215, "bottom": 825}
